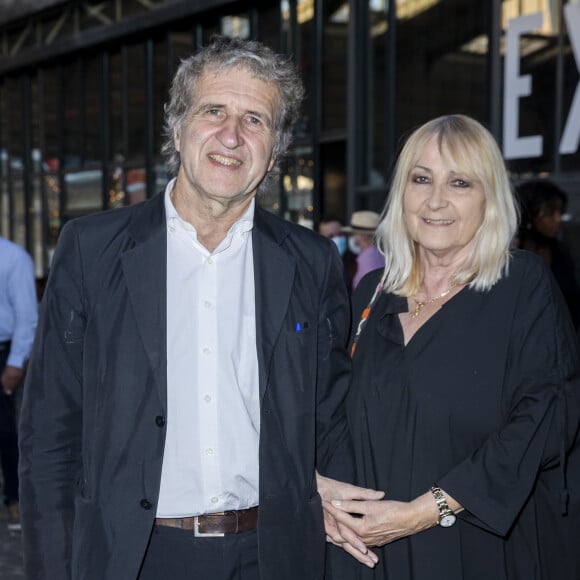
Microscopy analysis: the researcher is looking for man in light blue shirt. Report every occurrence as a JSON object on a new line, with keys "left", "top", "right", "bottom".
{"left": 0, "top": 236, "right": 38, "bottom": 529}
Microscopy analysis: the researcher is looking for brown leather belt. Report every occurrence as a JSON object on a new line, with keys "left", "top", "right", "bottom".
{"left": 155, "top": 507, "right": 258, "bottom": 537}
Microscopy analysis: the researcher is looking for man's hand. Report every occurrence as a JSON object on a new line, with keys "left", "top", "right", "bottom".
{"left": 316, "top": 472, "right": 384, "bottom": 568}
{"left": 2, "top": 365, "right": 24, "bottom": 395}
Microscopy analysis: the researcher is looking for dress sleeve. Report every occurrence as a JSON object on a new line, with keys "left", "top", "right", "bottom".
{"left": 438, "top": 256, "right": 580, "bottom": 536}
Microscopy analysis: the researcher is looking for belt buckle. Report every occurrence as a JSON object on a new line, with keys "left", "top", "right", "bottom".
{"left": 193, "top": 515, "right": 225, "bottom": 538}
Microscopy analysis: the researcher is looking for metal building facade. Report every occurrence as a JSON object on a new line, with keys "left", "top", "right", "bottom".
{"left": 0, "top": 0, "right": 578, "bottom": 276}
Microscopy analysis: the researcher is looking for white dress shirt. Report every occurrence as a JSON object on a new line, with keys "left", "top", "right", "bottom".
{"left": 157, "top": 180, "right": 260, "bottom": 517}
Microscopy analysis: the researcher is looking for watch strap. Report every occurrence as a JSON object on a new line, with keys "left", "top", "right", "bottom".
{"left": 430, "top": 485, "right": 454, "bottom": 524}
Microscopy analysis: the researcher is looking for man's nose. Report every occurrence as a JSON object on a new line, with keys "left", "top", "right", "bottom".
{"left": 216, "top": 116, "right": 243, "bottom": 148}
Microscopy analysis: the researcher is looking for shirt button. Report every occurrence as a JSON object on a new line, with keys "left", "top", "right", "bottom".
{"left": 203, "top": 347, "right": 211, "bottom": 355}
{"left": 140, "top": 499, "right": 152, "bottom": 510}
{"left": 205, "top": 448, "right": 214, "bottom": 456}
{"left": 204, "top": 301, "right": 212, "bottom": 309}
{"left": 204, "top": 395, "right": 212, "bottom": 403}
{"left": 207, "top": 257, "right": 214, "bottom": 265}
{"left": 155, "top": 416, "right": 165, "bottom": 427}
{"left": 211, "top": 496, "right": 219, "bottom": 504}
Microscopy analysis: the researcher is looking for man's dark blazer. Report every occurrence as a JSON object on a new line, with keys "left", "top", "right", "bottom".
{"left": 19, "top": 192, "right": 353, "bottom": 580}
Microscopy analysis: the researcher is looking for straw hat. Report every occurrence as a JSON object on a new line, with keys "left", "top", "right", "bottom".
{"left": 341, "top": 211, "right": 380, "bottom": 234}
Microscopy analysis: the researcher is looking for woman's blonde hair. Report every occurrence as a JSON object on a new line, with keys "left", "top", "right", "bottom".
{"left": 376, "top": 114, "right": 518, "bottom": 295}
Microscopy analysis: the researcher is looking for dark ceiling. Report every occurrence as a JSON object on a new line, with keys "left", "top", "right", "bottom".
{"left": 0, "top": 0, "right": 68, "bottom": 26}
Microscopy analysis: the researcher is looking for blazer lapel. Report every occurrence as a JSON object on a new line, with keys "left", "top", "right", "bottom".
{"left": 121, "top": 193, "right": 168, "bottom": 411}
{"left": 253, "top": 208, "right": 295, "bottom": 403}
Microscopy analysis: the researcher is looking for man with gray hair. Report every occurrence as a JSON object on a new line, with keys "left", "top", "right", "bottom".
{"left": 19, "top": 35, "right": 380, "bottom": 580}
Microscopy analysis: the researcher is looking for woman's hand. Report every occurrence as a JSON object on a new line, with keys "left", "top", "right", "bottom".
{"left": 326, "top": 491, "right": 445, "bottom": 547}
{"left": 316, "top": 472, "right": 384, "bottom": 567}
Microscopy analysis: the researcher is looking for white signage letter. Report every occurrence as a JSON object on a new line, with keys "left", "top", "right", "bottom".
{"left": 560, "top": 4, "right": 580, "bottom": 155}
{"left": 503, "top": 13, "right": 543, "bottom": 160}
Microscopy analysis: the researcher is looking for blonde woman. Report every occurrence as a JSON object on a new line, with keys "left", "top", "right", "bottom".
{"left": 328, "top": 115, "right": 580, "bottom": 580}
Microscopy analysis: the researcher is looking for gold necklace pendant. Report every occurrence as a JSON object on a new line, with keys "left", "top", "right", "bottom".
{"left": 410, "top": 300, "right": 425, "bottom": 319}
{"left": 409, "top": 284, "right": 456, "bottom": 319}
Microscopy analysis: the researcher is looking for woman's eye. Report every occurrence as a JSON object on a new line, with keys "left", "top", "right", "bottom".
{"left": 412, "top": 174, "right": 429, "bottom": 184}
{"left": 453, "top": 179, "right": 469, "bottom": 188}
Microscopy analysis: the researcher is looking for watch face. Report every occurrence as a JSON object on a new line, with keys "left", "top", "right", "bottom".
{"left": 440, "top": 514, "right": 457, "bottom": 528}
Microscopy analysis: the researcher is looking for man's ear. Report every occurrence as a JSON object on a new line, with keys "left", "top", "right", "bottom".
{"left": 173, "top": 127, "right": 181, "bottom": 152}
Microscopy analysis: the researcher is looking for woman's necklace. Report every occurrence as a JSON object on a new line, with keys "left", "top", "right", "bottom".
{"left": 409, "top": 284, "right": 456, "bottom": 319}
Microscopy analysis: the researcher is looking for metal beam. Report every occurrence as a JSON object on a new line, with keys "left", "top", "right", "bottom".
{"left": 0, "top": 0, "right": 235, "bottom": 75}
{"left": 84, "top": 2, "right": 113, "bottom": 26}
{"left": 45, "top": 9, "right": 69, "bottom": 45}
{"left": 9, "top": 21, "right": 33, "bottom": 56}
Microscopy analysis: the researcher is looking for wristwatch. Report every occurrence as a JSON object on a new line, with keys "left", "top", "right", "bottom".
{"left": 430, "top": 485, "right": 456, "bottom": 528}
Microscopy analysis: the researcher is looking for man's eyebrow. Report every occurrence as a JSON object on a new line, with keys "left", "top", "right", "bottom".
{"left": 193, "top": 103, "right": 272, "bottom": 123}
{"left": 195, "top": 102, "right": 224, "bottom": 113}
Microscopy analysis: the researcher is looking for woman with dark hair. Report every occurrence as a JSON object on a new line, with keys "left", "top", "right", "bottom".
{"left": 516, "top": 179, "right": 580, "bottom": 328}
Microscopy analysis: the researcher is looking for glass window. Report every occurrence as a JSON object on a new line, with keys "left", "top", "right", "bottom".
{"left": 6, "top": 77, "right": 25, "bottom": 246}
{"left": 11, "top": 173, "right": 25, "bottom": 247}
{"left": 127, "top": 43, "right": 146, "bottom": 165}
{"left": 502, "top": 0, "right": 561, "bottom": 174}
{"left": 368, "top": 1, "right": 389, "bottom": 184}
{"left": 63, "top": 55, "right": 103, "bottom": 219}
{"left": 221, "top": 14, "right": 250, "bottom": 39}
{"left": 110, "top": 50, "right": 124, "bottom": 163}
{"left": 42, "top": 67, "right": 59, "bottom": 162}
{"left": 0, "top": 85, "right": 8, "bottom": 238}
{"left": 168, "top": 26, "right": 195, "bottom": 76}
{"left": 283, "top": 146, "right": 314, "bottom": 227}
{"left": 257, "top": 3, "right": 282, "bottom": 51}
{"left": 40, "top": 67, "right": 61, "bottom": 259}
{"left": 395, "top": 1, "right": 490, "bottom": 139}
{"left": 554, "top": 3, "right": 580, "bottom": 287}
{"left": 64, "top": 169, "right": 103, "bottom": 218}
{"left": 154, "top": 36, "right": 170, "bottom": 193}
{"left": 321, "top": 141, "right": 347, "bottom": 221}
{"left": 291, "top": 0, "right": 315, "bottom": 136}
{"left": 0, "top": 163, "right": 7, "bottom": 238}
{"left": 84, "top": 54, "right": 102, "bottom": 169}
{"left": 63, "top": 60, "right": 81, "bottom": 170}
{"left": 323, "top": 0, "right": 348, "bottom": 131}
{"left": 108, "top": 49, "right": 126, "bottom": 208}
{"left": 30, "top": 75, "right": 46, "bottom": 275}
{"left": 560, "top": 2, "right": 580, "bottom": 174}
{"left": 126, "top": 43, "right": 147, "bottom": 205}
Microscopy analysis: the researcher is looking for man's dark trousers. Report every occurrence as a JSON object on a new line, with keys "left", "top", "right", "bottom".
{"left": 138, "top": 525, "right": 259, "bottom": 579}
{"left": 0, "top": 342, "right": 19, "bottom": 506}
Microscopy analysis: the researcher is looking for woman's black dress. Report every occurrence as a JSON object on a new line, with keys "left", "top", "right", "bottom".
{"left": 337, "top": 250, "right": 580, "bottom": 580}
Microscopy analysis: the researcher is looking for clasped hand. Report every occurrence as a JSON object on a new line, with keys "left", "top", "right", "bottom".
{"left": 317, "top": 474, "right": 439, "bottom": 567}
{"left": 316, "top": 473, "right": 384, "bottom": 568}
{"left": 325, "top": 496, "right": 433, "bottom": 548}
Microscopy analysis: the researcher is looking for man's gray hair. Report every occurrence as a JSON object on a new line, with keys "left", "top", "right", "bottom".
{"left": 162, "top": 35, "right": 305, "bottom": 191}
